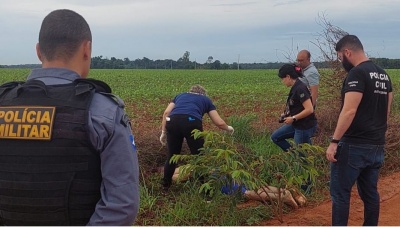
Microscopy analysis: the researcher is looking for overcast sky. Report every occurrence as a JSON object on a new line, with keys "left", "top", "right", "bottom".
{"left": 1, "top": 0, "right": 399, "bottom": 65}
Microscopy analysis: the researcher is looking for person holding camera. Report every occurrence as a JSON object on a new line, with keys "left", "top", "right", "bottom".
{"left": 271, "top": 64, "right": 317, "bottom": 151}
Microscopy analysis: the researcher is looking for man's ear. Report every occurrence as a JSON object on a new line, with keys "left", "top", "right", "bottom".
{"left": 36, "top": 43, "right": 43, "bottom": 62}
{"left": 83, "top": 40, "right": 92, "bottom": 60}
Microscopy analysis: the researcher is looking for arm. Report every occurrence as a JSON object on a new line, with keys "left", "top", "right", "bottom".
{"left": 88, "top": 95, "right": 139, "bottom": 225}
{"left": 306, "top": 69, "right": 320, "bottom": 108}
{"left": 284, "top": 98, "right": 314, "bottom": 124}
{"left": 326, "top": 91, "right": 363, "bottom": 162}
{"left": 208, "top": 110, "right": 231, "bottom": 131}
{"left": 161, "top": 102, "right": 175, "bottom": 131}
{"left": 310, "top": 85, "right": 319, "bottom": 107}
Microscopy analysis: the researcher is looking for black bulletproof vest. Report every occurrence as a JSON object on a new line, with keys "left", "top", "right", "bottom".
{"left": 0, "top": 79, "right": 110, "bottom": 225}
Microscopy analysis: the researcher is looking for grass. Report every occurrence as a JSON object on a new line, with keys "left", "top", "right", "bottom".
{"left": 137, "top": 174, "right": 274, "bottom": 226}
{"left": 1, "top": 68, "right": 400, "bottom": 225}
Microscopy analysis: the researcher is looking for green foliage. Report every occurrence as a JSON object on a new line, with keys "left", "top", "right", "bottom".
{"left": 228, "top": 114, "right": 258, "bottom": 144}
{"left": 0, "top": 69, "right": 30, "bottom": 84}
{"left": 170, "top": 121, "right": 326, "bottom": 222}
{"left": 136, "top": 172, "right": 272, "bottom": 226}
{"left": 387, "top": 69, "right": 400, "bottom": 115}
{"left": 138, "top": 171, "right": 159, "bottom": 214}
{"left": 158, "top": 188, "right": 271, "bottom": 225}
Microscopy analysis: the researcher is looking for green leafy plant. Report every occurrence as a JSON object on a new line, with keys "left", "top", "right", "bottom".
{"left": 170, "top": 129, "right": 325, "bottom": 222}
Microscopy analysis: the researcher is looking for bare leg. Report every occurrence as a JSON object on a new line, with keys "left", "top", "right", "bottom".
{"left": 243, "top": 186, "right": 299, "bottom": 209}
{"left": 172, "top": 169, "right": 180, "bottom": 181}
{"left": 172, "top": 167, "right": 191, "bottom": 182}
{"left": 289, "top": 188, "right": 307, "bottom": 207}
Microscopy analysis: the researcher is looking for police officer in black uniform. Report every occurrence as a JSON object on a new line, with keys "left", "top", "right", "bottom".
{"left": 0, "top": 9, "right": 139, "bottom": 225}
{"left": 326, "top": 34, "right": 393, "bottom": 226}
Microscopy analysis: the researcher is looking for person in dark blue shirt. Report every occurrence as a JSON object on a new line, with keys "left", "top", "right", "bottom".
{"left": 160, "top": 85, "right": 234, "bottom": 190}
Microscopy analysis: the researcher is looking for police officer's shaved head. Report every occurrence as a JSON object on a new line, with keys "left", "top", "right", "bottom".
{"left": 38, "top": 9, "right": 92, "bottom": 62}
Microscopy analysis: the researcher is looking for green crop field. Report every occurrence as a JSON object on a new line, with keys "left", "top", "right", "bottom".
{"left": 0, "top": 69, "right": 291, "bottom": 137}
{"left": 1, "top": 67, "right": 399, "bottom": 163}
{"left": 1, "top": 68, "right": 399, "bottom": 132}
{"left": 1, "top": 68, "right": 399, "bottom": 225}
{"left": 1, "top": 67, "right": 399, "bottom": 166}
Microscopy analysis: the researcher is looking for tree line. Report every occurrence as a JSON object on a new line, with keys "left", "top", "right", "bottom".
{"left": 86, "top": 55, "right": 400, "bottom": 70}
{"left": 2, "top": 54, "right": 399, "bottom": 70}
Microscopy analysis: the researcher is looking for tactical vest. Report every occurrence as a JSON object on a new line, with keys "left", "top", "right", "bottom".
{"left": 0, "top": 78, "right": 111, "bottom": 225}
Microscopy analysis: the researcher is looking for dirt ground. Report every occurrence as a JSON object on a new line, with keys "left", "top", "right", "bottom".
{"left": 262, "top": 171, "right": 400, "bottom": 226}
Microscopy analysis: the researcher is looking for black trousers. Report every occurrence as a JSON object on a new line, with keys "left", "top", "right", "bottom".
{"left": 163, "top": 114, "right": 204, "bottom": 187}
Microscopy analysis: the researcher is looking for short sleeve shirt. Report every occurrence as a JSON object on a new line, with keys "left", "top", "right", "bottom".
{"left": 299, "top": 63, "right": 320, "bottom": 88}
{"left": 169, "top": 92, "right": 216, "bottom": 121}
{"left": 341, "top": 60, "right": 392, "bottom": 144}
{"left": 287, "top": 80, "right": 317, "bottom": 129}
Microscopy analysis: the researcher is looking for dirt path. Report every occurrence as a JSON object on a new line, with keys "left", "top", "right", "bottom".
{"left": 262, "top": 171, "right": 400, "bottom": 226}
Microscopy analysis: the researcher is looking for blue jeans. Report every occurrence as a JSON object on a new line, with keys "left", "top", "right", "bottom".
{"left": 270, "top": 124, "right": 317, "bottom": 151}
{"left": 330, "top": 142, "right": 384, "bottom": 226}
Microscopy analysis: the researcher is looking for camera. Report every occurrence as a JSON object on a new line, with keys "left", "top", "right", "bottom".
{"left": 278, "top": 113, "right": 289, "bottom": 123}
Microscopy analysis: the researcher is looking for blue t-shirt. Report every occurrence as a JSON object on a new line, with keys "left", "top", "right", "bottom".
{"left": 169, "top": 92, "right": 216, "bottom": 121}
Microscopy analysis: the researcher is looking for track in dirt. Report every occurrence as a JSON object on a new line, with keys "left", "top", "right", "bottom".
{"left": 262, "top": 171, "right": 400, "bottom": 226}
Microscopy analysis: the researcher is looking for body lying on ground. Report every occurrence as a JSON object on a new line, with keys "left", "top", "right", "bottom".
{"left": 170, "top": 166, "right": 306, "bottom": 209}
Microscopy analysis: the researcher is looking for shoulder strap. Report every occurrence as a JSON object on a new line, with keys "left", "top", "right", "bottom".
{"left": 0, "top": 81, "right": 25, "bottom": 97}
{"left": 74, "top": 78, "right": 112, "bottom": 93}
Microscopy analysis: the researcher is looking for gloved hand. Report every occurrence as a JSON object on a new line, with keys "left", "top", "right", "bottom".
{"left": 160, "top": 130, "right": 167, "bottom": 146}
{"left": 227, "top": 125, "right": 234, "bottom": 134}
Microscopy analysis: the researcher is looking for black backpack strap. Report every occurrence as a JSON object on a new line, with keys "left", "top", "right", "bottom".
{"left": 17, "top": 79, "right": 50, "bottom": 97}
{"left": 74, "top": 78, "right": 112, "bottom": 94}
{"left": 0, "top": 81, "right": 25, "bottom": 97}
{"left": 73, "top": 78, "right": 125, "bottom": 108}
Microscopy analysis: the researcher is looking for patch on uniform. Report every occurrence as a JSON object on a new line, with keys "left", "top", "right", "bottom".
{"left": 300, "top": 93, "right": 305, "bottom": 98}
{"left": 130, "top": 134, "right": 137, "bottom": 152}
{"left": 0, "top": 106, "right": 55, "bottom": 140}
